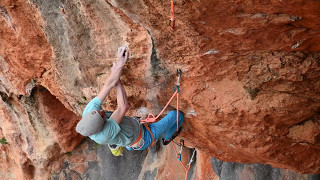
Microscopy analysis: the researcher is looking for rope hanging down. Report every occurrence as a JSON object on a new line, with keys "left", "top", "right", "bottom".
{"left": 169, "top": 0, "right": 175, "bottom": 30}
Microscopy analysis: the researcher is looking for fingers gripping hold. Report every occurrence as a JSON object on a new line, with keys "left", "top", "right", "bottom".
{"left": 125, "top": 50, "right": 129, "bottom": 60}
{"left": 118, "top": 45, "right": 128, "bottom": 57}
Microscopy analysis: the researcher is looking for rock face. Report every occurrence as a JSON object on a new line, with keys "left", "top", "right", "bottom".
{"left": 210, "top": 157, "right": 320, "bottom": 180}
{"left": 0, "top": 0, "right": 320, "bottom": 179}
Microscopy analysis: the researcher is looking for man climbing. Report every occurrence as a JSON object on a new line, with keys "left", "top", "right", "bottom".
{"left": 76, "top": 45, "right": 183, "bottom": 153}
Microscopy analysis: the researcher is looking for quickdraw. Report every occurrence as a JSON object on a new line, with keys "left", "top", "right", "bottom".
{"left": 171, "top": 139, "right": 196, "bottom": 180}
{"left": 176, "top": 139, "right": 184, "bottom": 161}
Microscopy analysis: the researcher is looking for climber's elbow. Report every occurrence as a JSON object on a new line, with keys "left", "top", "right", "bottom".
{"left": 119, "top": 103, "right": 130, "bottom": 113}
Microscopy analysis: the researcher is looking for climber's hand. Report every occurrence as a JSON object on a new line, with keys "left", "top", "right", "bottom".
{"left": 108, "top": 46, "right": 129, "bottom": 86}
{"left": 111, "top": 46, "right": 128, "bottom": 71}
{"left": 117, "top": 45, "right": 129, "bottom": 66}
{"left": 97, "top": 46, "right": 129, "bottom": 102}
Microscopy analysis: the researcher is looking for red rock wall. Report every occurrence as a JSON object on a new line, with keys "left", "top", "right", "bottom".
{"left": 0, "top": 0, "right": 320, "bottom": 179}
{"left": 110, "top": 0, "right": 320, "bottom": 174}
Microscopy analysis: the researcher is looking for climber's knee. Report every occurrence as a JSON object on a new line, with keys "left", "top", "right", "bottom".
{"left": 168, "top": 110, "right": 184, "bottom": 121}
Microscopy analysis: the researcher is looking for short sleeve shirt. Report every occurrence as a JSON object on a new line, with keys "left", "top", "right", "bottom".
{"left": 82, "top": 97, "right": 136, "bottom": 146}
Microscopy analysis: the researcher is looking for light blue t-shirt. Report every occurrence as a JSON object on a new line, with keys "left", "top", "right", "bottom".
{"left": 82, "top": 97, "right": 139, "bottom": 147}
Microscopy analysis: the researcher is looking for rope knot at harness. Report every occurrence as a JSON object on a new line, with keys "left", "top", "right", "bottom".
{"left": 141, "top": 113, "right": 157, "bottom": 123}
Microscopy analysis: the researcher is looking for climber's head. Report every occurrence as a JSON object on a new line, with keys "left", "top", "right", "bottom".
{"left": 76, "top": 110, "right": 105, "bottom": 136}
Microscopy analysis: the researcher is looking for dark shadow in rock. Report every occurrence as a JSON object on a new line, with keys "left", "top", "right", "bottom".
{"left": 91, "top": 139, "right": 146, "bottom": 180}
{"left": 142, "top": 168, "right": 158, "bottom": 180}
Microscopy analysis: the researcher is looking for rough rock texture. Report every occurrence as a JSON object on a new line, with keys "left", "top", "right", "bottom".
{"left": 50, "top": 139, "right": 147, "bottom": 180}
{"left": 210, "top": 157, "right": 320, "bottom": 180}
{"left": 0, "top": 86, "right": 81, "bottom": 179}
{"left": 1, "top": 0, "right": 320, "bottom": 179}
{"left": 50, "top": 138, "right": 201, "bottom": 180}
{"left": 108, "top": 0, "right": 320, "bottom": 174}
{"left": 50, "top": 138, "right": 319, "bottom": 180}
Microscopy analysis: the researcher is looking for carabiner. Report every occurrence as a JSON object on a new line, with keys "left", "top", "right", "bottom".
{"left": 176, "top": 69, "right": 182, "bottom": 78}
{"left": 177, "top": 153, "right": 181, "bottom": 161}
{"left": 169, "top": 19, "right": 175, "bottom": 30}
{"left": 180, "top": 139, "right": 184, "bottom": 147}
{"left": 176, "top": 69, "right": 182, "bottom": 86}
{"left": 173, "top": 85, "right": 180, "bottom": 93}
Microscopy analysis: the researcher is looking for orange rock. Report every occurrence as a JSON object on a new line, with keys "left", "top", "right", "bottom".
{"left": 51, "top": 160, "right": 64, "bottom": 174}
{"left": 0, "top": 0, "right": 52, "bottom": 95}
{"left": 86, "top": 151, "right": 97, "bottom": 162}
{"left": 69, "top": 162, "right": 89, "bottom": 175}
{"left": 76, "top": 141, "right": 89, "bottom": 152}
{"left": 194, "top": 151, "right": 218, "bottom": 180}
{"left": 1, "top": 0, "right": 320, "bottom": 178}
{"left": 66, "top": 153, "right": 87, "bottom": 164}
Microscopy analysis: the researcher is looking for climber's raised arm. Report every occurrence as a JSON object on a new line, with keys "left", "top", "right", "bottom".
{"left": 76, "top": 44, "right": 184, "bottom": 156}
{"left": 97, "top": 46, "right": 129, "bottom": 102}
{"left": 110, "top": 82, "right": 130, "bottom": 124}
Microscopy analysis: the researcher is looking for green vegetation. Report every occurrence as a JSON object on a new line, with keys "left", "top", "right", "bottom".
{"left": 94, "top": 143, "right": 101, "bottom": 150}
{"left": 96, "top": 73, "right": 105, "bottom": 77}
{"left": 0, "top": 137, "right": 7, "bottom": 144}
{"left": 77, "top": 101, "right": 86, "bottom": 105}
{"left": 244, "top": 86, "right": 260, "bottom": 100}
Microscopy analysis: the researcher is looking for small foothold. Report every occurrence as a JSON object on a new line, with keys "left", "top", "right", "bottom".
{"left": 204, "top": 49, "right": 218, "bottom": 55}
{"left": 59, "top": 5, "right": 65, "bottom": 14}
{"left": 290, "top": 16, "right": 302, "bottom": 21}
{"left": 251, "top": 13, "right": 267, "bottom": 19}
{"left": 265, "top": 76, "right": 272, "bottom": 82}
{"left": 292, "top": 42, "right": 300, "bottom": 49}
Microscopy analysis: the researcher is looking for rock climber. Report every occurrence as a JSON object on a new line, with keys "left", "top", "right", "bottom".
{"left": 76, "top": 45, "right": 183, "bottom": 154}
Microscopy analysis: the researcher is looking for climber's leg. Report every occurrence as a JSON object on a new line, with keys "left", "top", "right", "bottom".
{"left": 149, "top": 110, "right": 184, "bottom": 141}
{"left": 134, "top": 111, "right": 183, "bottom": 150}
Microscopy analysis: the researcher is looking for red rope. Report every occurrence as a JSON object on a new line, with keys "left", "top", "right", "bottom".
{"left": 140, "top": 91, "right": 178, "bottom": 123}
{"left": 176, "top": 92, "right": 179, "bottom": 131}
{"left": 171, "top": 0, "right": 174, "bottom": 21}
{"left": 169, "top": 0, "right": 175, "bottom": 29}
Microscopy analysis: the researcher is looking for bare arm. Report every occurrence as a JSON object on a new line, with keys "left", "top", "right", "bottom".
{"left": 96, "top": 78, "right": 116, "bottom": 102}
{"left": 110, "top": 82, "right": 130, "bottom": 124}
{"left": 97, "top": 46, "right": 129, "bottom": 102}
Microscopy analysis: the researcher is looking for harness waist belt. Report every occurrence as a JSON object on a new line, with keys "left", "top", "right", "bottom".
{"left": 144, "top": 124, "right": 155, "bottom": 146}
{"left": 131, "top": 128, "right": 142, "bottom": 146}
{"left": 130, "top": 124, "right": 155, "bottom": 148}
